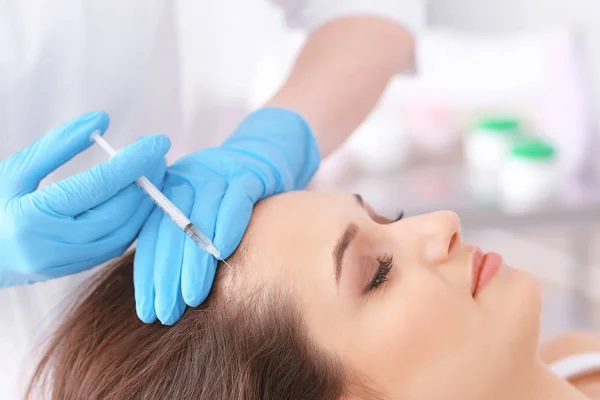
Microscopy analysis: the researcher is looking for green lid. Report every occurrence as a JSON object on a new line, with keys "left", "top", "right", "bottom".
{"left": 476, "top": 117, "right": 520, "bottom": 133}
{"left": 510, "top": 136, "right": 556, "bottom": 159}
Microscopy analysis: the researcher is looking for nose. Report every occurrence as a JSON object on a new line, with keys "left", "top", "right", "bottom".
{"left": 416, "top": 211, "right": 461, "bottom": 265}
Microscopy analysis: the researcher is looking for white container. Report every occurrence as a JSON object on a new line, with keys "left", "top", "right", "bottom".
{"left": 498, "top": 137, "right": 558, "bottom": 211}
{"left": 464, "top": 117, "right": 521, "bottom": 200}
{"left": 464, "top": 117, "right": 521, "bottom": 172}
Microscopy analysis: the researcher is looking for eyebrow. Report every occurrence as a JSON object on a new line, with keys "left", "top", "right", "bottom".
{"left": 333, "top": 223, "right": 359, "bottom": 285}
{"left": 333, "top": 194, "right": 365, "bottom": 285}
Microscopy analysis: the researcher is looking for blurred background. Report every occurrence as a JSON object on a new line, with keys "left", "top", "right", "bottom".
{"left": 3, "top": 0, "right": 600, "bottom": 397}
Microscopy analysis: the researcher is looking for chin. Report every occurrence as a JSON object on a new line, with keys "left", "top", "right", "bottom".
{"left": 506, "top": 265, "right": 543, "bottom": 312}
{"left": 491, "top": 266, "right": 544, "bottom": 357}
{"left": 470, "top": 265, "right": 544, "bottom": 384}
{"left": 482, "top": 264, "right": 542, "bottom": 308}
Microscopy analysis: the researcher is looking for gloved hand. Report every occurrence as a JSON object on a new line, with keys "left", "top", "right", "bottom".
{"left": 134, "top": 107, "right": 321, "bottom": 325}
{"left": 0, "top": 111, "right": 171, "bottom": 286}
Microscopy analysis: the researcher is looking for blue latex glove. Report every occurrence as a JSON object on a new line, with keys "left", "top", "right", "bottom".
{"left": 0, "top": 111, "right": 171, "bottom": 286}
{"left": 135, "top": 107, "right": 321, "bottom": 325}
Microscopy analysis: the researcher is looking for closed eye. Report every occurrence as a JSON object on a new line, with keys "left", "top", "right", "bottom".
{"left": 363, "top": 254, "right": 393, "bottom": 294}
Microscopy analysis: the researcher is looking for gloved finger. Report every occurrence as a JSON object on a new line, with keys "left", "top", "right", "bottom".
{"left": 29, "top": 133, "right": 171, "bottom": 217}
{"left": 69, "top": 157, "right": 167, "bottom": 243}
{"left": 8, "top": 184, "right": 157, "bottom": 279}
{"left": 153, "top": 182, "right": 194, "bottom": 325}
{"left": 23, "top": 192, "right": 154, "bottom": 273}
{"left": 37, "top": 244, "right": 130, "bottom": 281}
{"left": 181, "top": 178, "right": 227, "bottom": 307}
{"left": 212, "top": 174, "right": 265, "bottom": 259}
{"left": 13, "top": 159, "right": 162, "bottom": 247}
{"left": 37, "top": 192, "right": 156, "bottom": 269}
{"left": 0, "top": 111, "right": 110, "bottom": 199}
{"left": 134, "top": 204, "right": 163, "bottom": 324}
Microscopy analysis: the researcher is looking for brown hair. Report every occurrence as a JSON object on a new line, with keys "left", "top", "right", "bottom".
{"left": 25, "top": 251, "right": 347, "bottom": 399}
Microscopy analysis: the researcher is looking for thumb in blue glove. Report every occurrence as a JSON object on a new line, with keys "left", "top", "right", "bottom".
{"left": 134, "top": 107, "right": 320, "bottom": 325}
{"left": 0, "top": 111, "right": 171, "bottom": 286}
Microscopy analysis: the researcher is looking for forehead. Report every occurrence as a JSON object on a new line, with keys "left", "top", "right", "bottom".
{"left": 245, "top": 191, "right": 356, "bottom": 258}
{"left": 253, "top": 191, "right": 355, "bottom": 220}
{"left": 237, "top": 191, "right": 358, "bottom": 294}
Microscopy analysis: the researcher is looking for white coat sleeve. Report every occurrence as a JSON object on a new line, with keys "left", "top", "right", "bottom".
{"left": 271, "top": 0, "right": 425, "bottom": 35}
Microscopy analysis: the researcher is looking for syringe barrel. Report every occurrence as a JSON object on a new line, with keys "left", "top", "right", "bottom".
{"left": 135, "top": 176, "right": 191, "bottom": 230}
{"left": 90, "top": 132, "right": 207, "bottom": 250}
{"left": 184, "top": 224, "right": 220, "bottom": 258}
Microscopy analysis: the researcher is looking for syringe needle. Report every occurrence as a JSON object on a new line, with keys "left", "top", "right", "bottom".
{"left": 219, "top": 258, "right": 234, "bottom": 271}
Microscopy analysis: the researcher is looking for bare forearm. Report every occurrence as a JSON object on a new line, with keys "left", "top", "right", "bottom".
{"left": 266, "top": 15, "right": 415, "bottom": 157}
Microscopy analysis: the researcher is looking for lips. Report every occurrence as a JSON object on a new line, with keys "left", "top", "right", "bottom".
{"left": 471, "top": 248, "right": 503, "bottom": 297}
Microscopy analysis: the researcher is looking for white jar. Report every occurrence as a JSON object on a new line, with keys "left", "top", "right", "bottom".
{"left": 498, "top": 137, "right": 558, "bottom": 210}
{"left": 464, "top": 118, "right": 521, "bottom": 172}
{"left": 464, "top": 118, "right": 521, "bottom": 201}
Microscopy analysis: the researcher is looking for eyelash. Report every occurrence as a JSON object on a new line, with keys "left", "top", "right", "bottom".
{"left": 394, "top": 211, "right": 404, "bottom": 222}
{"left": 364, "top": 254, "right": 393, "bottom": 293}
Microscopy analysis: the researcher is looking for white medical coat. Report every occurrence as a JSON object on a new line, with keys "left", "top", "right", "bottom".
{"left": 0, "top": 1, "right": 423, "bottom": 398}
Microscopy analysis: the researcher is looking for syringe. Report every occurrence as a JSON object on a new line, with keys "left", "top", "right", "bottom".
{"left": 90, "top": 131, "right": 232, "bottom": 269}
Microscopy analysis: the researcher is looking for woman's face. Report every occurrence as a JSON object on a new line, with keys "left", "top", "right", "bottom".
{"left": 229, "top": 191, "right": 543, "bottom": 400}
